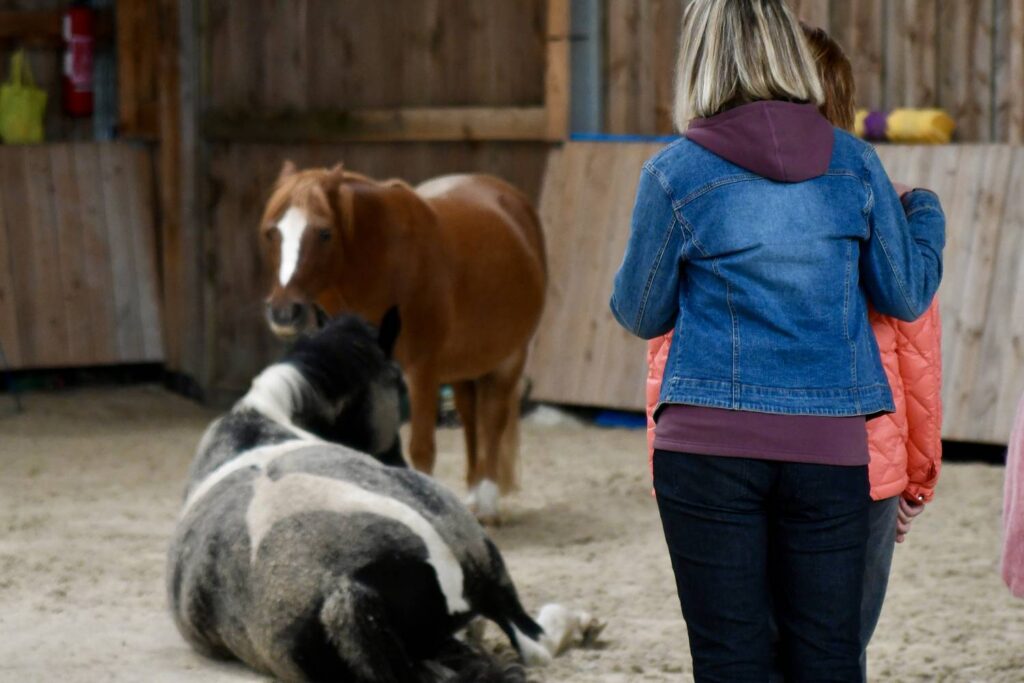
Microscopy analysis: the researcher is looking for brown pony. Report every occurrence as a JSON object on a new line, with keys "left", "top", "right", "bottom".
{"left": 259, "top": 163, "right": 547, "bottom": 522}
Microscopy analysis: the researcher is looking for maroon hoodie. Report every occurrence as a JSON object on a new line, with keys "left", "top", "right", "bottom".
{"left": 685, "top": 100, "right": 835, "bottom": 182}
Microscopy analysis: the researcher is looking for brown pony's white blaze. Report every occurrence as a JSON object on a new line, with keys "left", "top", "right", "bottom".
{"left": 259, "top": 162, "right": 547, "bottom": 523}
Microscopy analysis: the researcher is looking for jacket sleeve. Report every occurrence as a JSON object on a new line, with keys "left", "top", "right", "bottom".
{"left": 610, "top": 163, "right": 686, "bottom": 339}
{"left": 860, "top": 147, "right": 946, "bottom": 322}
{"left": 897, "top": 299, "right": 943, "bottom": 503}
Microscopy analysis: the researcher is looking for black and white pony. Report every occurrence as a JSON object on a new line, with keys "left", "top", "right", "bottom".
{"left": 167, "top": 311, "right": 600, "bottom": 682}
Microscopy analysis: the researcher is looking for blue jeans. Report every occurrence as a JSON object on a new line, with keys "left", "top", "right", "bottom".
{"left": 653, "top": 450, "right": 870, "bottom": 683}
{"left": 859, "top": 496, "right": 899, "bottom": 681}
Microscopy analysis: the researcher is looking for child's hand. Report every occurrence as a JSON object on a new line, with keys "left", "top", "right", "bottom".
{"left": 892, "top": 181, "right": 913, "bottom": 198}
{"left": 896, "top": 497, "right": 926, "bottom": 543}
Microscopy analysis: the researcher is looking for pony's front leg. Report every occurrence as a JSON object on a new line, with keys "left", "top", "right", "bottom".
{"left": 407, "top": 369, "right": 440, "bottom": 474}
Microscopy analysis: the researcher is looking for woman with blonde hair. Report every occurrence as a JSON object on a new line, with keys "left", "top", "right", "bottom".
{"left": 644, "top": 23, "right": 943, "bottom": 681}
{"left": 611, "top": 1, "right": 946, "bottom": 680}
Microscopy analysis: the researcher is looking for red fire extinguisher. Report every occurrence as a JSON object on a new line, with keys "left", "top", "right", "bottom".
{"left": 62, "top": 3, "right": 94, "bottom": 117}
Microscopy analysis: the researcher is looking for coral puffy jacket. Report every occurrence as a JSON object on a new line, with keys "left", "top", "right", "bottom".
{"left": 646, "top": 300, "right": 943, "bottom": 503}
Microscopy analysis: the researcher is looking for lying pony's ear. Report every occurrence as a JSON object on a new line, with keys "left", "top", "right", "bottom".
{"left": 313, "top": 304, "right": 331, "bottom": 330}
{"left": 377, "top": 307, "right": 401, "bottom": 359}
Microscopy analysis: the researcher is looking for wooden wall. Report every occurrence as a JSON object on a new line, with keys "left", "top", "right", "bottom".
{"left": 526, "top": 142, "right": 1024, "bottom": 445}
{"left": 206, "top": 0, "right": 547, "bottom": 111}
{"left": 605, "top": 0, "right": 1024, "bottom": 143}
{"left": 197, "top": 0, "right": 556, "bottom": 400}
{"left": 0, "top": 143, "right": 164, "bottom": 369}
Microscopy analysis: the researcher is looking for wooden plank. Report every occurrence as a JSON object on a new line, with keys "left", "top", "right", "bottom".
{"left": 944, "top": 147, "right": 1013, "bottom": 438}
{"left": 972, "top": 148, "right": 1024, "bottom": 441}
{"left": 22, "top": 146, "right": 71, "bottom": 366}
{"left": 829, "top": 0, "right": 885, "bottom": 111}
{"left": 0, "top": 9, "right": 113, "bottom": 46}
{"left": 202, "top": 107, "right": 551, "bottom": 143}
{"left": 938, "top": 0, "right": 995, "bottom": 141}
{"left": 0, "top": 149, "right": 33, "bottom": 365}
{"left": 885, "top": 0, "right": 938, "bottom": 109}
{"left": 526, "top": 142, "right": 663, "bottom": 409}
{"left": 117, "top": 0, "right": 160, "bottom": 137}
{"left": 120, "top": 145, "right": 164, "bottom": 360}
{"left": 605, "top": 0, "right": 641, "bottom": 135}
{"left": 544, "top": 0, "right": 571, "bottom": 139}
{"left": 1008, "top": 0, "right": 1024, "bottom": 143}
{"left": 72, "top": 144, "right": 119, "bottom": 365}
{"left": 262, "top": 0, "right": 308, "bottom": 110}
{"left": 98, "top": 144, "right": 145, "bottom": 361}
{"left": 48, "top": 144, "right": 93, "bottom": 365}
{"left": 0, "top": 157, "right": 21, "bottom": 368}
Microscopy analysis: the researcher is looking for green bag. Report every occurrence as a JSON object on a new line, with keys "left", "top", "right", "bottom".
{"left": 0, "top": 50, "right": 47, "bottom": 144}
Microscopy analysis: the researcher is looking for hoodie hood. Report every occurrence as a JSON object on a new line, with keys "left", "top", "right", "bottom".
{"left": 686, "top": 101, "right": 834, "bottom": 182}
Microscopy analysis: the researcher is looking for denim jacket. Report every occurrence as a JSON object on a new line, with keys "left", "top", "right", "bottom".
{"left": 610, "top": 128, "right": 945, "bottom": 417}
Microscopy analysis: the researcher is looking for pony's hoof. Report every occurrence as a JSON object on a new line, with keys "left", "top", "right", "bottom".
{"left": 466, "top": 479, "right": 501, "bottom": 525}
{"left": 536, "top": 604, "right": 606, "bottom": 656}
{"left": 576, "top": 611, "right": 607, "bottom": 647}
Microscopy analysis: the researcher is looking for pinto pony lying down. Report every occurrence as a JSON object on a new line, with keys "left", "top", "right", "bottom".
{"left": 167, "top": 311, "right": 600, "bottom": 682}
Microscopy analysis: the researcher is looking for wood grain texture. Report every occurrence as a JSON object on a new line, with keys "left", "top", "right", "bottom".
{"left": 885, "top": 0, "right": 938, "bottom": 109}
{"left": 0, "top": 143, "right": 164, "bottom": 369}
{"left": 829, "top": 0, "right": 885, "bottom": 111}
{"left": 526, "top": 142, "right": 1024, "bottom": 444}
{"left": 526, "top": 142, "right": 662, "bottom": 411}
{"left": 1008, "top": 0, "right": 1024, "bottom": 143}
{"left": 601, "top": 0, "right": 1019, "bottom": 142}
{"left": 205, "top": 0, "right": 547, "bottom": 111}
{"left": 938, "top": 0, "right": 995, "bottom": 141}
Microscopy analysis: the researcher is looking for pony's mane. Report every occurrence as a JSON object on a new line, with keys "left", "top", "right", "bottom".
{"left": 238, "top": 316, "right": 387, "bottom": 430}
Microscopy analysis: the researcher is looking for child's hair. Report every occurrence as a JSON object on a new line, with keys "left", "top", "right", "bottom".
{"left": 801, "top": 24, "right": 856, "bottom": 131}
{"left": 673, "top": 0, "right": 824, "bottom": 131}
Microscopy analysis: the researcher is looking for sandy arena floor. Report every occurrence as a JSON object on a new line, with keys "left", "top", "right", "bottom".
{"left": 1, "top": 385, "right": 1023, "bottom": 682}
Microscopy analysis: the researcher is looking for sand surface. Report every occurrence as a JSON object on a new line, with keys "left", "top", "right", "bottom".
{"left": 1, "top": 386, "right": 1022, "bottom": 682}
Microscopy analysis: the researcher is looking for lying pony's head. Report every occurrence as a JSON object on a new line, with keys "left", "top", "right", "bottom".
{"left": 242, "top": 308, "right": 405, "bottom": 463}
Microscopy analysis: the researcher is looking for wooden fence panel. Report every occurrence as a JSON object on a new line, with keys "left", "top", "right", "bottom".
{"left": 884, "top": 0, "right": 939, "bottom": 109}
{"left": 1008, "top": 0, "right": 1024, "bottom": 143}
{"left": 0, "top": 143, "right": 164, "bottom": 369}
{"left": 938, "top": 0, "right": 996, "bottom": 141}
{"left": 205, "top": 0, "right": 548, "bottom": 112}
{"left": 829, "top": 0, "right": 884, "bottom": 110}
{"left": 526, "top": 142, "right": 661, "bottom": 410}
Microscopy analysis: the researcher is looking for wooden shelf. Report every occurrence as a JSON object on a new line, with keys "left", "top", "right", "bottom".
{"left": 0, "top": 9, "right": 113, "bottom": 47}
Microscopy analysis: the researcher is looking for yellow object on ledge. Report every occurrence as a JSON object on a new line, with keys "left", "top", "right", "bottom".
{"left": 0, "top": 50, "right": 46, "bottom": 144}
{"left": 855, "top": 109, "right": 956, "bottom": 144}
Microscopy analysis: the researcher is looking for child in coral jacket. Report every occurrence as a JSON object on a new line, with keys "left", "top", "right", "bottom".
{"left": 644, "top": 24, "right": 942, "bottom": 681}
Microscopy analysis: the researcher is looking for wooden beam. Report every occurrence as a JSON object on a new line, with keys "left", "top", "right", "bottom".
{"left": 117, "top": 0, "right": 160, "bottom": 138}
{"left": 0, "top": 10, "right": 113, "bottom": 47}
{"left": 544, "top": 0, "right": 571, "bottom": 140}
{"left": 202, "top": 107, "right": 551, "bottom": 143}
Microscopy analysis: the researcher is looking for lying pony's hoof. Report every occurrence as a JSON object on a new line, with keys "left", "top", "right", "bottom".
{"left": 537, "top": 604, "right": 607, "bottom": 657}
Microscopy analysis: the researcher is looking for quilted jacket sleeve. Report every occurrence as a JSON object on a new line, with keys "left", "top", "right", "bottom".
{"left": 647, "top": 333, "right": 672, "bottom": 479}
{"left": 896, "top": 299, "right": 943, "bottom": 502}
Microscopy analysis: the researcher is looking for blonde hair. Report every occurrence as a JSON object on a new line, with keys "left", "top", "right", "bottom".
{"left": 673, "top": 0, "right": 825, "bottom": 131}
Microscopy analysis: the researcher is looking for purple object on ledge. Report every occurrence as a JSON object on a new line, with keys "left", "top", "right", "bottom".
{"left": 863, "top": 111, "right": 888, "bottom": 141}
